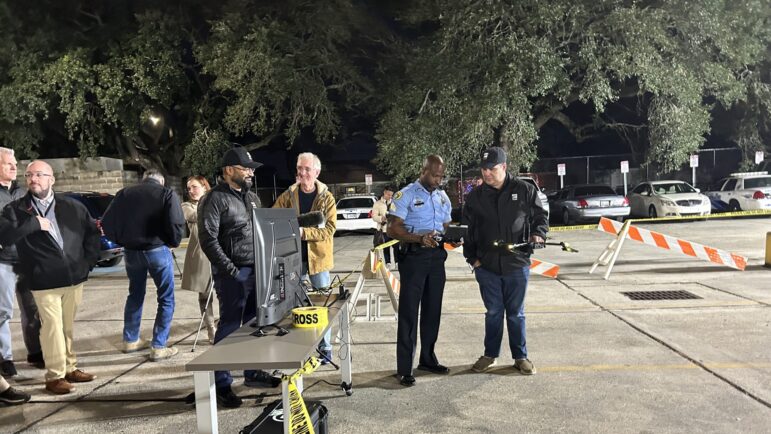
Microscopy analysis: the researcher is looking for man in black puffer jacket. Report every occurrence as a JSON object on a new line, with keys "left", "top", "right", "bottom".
{"left": 0, "top": 160, "right": 100, "bottom": 394}
{"left": 197, "top": 146, "right": 281, "bottom": 409}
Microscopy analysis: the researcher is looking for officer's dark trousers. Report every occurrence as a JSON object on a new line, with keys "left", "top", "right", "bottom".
{"left": 396, "top": 247, "right": 447, "bottom": 376}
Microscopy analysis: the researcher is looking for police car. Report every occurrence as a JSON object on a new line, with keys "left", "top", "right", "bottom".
{"left": 335, "top": 194, "right": 378, "bottom": 232}
{"left": 706, "top": 172, "right": 771, "bottom": 212}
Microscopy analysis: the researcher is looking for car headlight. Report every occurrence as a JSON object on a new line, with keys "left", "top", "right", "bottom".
{"left": 660, "top": 198, "right": 676, "bottom": 206}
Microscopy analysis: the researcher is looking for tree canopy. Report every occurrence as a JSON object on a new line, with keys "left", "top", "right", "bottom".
{"left": 0, "top": 0, "right": 769, "bottom": 181}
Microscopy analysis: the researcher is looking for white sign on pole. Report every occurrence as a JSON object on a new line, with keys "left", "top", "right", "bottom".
{"left": 756, "top": 151, "right": 764, "bottom": 165}
{"left": 620, "top": 161, "right": 629, "bottom": 196}
{"left": 365, "top": 174, "right": 373, "bottom": 186}
{"left": 689, "top": 155, "right": 699, "bottom": 168}
{"left": 557, "top": 163, "right": 565, "bottom": 189}
{"left": 620, "top": 161, "right": 629, "bottom": 174}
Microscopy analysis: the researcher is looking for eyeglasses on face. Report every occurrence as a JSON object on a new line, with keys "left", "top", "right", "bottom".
{"left": 24, "top": 172, "right": 53, "bottom": 179}
{"left": 233, "top": 166, "right": 254, "bottom": 173}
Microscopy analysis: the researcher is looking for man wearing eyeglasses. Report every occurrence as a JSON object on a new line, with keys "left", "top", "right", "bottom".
{"left": 0, "top": 160, "right": 100, "bottom": 394}
{"left": 101, "top": 170, "right": 185, "bottom": 362}
{"left": 197, "top": 146, "right": 281, "bottom": 409}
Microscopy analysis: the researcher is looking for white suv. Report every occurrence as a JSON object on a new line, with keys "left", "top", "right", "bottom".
{"left": 335, "top": 195, "right": 378, "bottom": 232}
{"left": 707, "top": 171, "right": 771, "bottom": 211}
{"left": 517, "top": 176, "right": 550, "bottom": 217}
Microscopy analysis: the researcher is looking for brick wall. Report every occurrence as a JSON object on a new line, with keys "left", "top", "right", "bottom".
{"left": 16, "top": 157, "right": 140, "bottom": 195}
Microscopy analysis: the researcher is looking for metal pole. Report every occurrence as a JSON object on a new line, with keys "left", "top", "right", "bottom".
{"left": 586, "top": 156, "right": 590, "bottom": 183}
{"left": 623, "top": 173, "right": 628, "bottom": 196}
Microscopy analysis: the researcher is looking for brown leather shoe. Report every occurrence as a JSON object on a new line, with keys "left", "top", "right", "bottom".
{"left": 65, "top": 369, "right": 96, "bottom": 383}
{"left": 45, "top": 378, "right": 75, "bottom": 394}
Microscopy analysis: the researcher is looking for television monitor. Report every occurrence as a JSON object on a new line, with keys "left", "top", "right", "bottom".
{"left": 250, "top": 208, "right": 305, "bottom": 327}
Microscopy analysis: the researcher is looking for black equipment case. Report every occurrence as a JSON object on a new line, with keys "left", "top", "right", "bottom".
{"left": 240, "top": 399, "right": 328, "bottom": 434}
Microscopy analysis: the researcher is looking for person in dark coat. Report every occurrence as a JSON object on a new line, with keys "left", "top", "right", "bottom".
{"left": 197, "top": 146, "right": 281, "bottom": 408}
{"left": 101, "top": 170, "right": 185, "bottom": 362}
{"left": 0, "top": 160, "right": 100, "bottom": 394}
{"left": 463, "top": 147, "right": 549, "bottom": 375}
{"left": 0, "top": 148, "right": 42, "bottom": 372}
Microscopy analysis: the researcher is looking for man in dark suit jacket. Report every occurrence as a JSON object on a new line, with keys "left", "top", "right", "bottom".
{"left": 102, "top": 170, "right": 185, "bottom": 362}
{"left": 0, "top": 160, "right": 100, "bottom": 394}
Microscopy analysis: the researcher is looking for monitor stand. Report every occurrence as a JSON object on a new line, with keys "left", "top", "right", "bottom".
{"left": 250, "top": 324, "right": 289, "bottom": 337}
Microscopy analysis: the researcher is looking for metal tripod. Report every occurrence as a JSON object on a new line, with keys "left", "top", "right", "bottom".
{"left": 191, "top": 277, "right": 216, "bottom": 352}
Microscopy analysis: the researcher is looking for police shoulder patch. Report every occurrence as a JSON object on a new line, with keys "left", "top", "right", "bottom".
{"left": 394, "top": 191, "right": 403, "bottom": 201}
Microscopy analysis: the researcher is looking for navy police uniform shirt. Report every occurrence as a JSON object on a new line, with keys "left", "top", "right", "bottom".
{"left": 388, "top": 181, "right": 452, "bottom": 234}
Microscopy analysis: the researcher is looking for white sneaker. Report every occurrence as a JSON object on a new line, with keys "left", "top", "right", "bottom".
{"left": 149, "top": 346, "right": 178, "bottom": 361}
{"left": 122, "top": 338, "right": 150, "bottom": 353}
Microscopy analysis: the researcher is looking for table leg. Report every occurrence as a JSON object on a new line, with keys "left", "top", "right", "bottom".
{"left": 194, "top": 371, "right": 218, "bottom": 434}
{"left": 282, "top": 379, "right": 290, "bottom": 434}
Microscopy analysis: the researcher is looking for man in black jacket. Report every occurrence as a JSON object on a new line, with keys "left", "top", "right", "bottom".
{"left": 0, "top": 160, "right": 100, "bottom": 394}
{"left": 0, "top": 148, "right": 44, "bottom": 374}
{"left": 102, "top": 170, "right": 185, "bottom": 361}
{"left": 462, "top": 147, "right": 548, "bottom": 375}
{"left": 197, "top": 146, "right": 281, "bottom": 409}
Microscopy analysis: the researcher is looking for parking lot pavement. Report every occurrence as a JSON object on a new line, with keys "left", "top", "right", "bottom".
{"left": 2, "top": 217, "right": 769, "bottom": 433}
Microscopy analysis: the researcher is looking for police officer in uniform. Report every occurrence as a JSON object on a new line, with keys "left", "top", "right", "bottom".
{"left": 387, "top": 155, "right": 454, "bottom": 387}
{"left": 463, "top": 147, "right": 548, "bottom": 375}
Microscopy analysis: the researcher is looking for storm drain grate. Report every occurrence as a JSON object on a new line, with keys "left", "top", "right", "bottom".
{"left": 621, "top": 290, "right": 702, "bottom": 301}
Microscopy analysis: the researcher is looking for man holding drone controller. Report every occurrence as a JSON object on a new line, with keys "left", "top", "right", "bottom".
{"left": 462, "top": 146, "right": 549, "bottom": 376}
{"left": 197, "top": 146, "right": 282, "bottom": 409}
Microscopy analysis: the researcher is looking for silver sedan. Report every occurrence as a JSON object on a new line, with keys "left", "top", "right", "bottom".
{"left": 550, "top": 184, "right": 630, "bottom": 225}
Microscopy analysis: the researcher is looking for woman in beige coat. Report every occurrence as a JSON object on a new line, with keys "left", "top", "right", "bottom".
{"left": 181, "top": 176, "right": 216, "bottom": 343}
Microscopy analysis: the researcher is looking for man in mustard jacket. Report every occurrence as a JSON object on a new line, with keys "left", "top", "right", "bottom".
{"left": 273, "top": 152, "right": 337, "bottom": 362}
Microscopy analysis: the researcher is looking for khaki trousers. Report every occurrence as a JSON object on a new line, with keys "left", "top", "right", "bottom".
{"left": 31, "top": 283, "right": 83, "bottom": 381}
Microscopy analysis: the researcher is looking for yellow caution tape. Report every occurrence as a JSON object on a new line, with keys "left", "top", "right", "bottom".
{"left": 283, "top": 357, "right": 321, "bottom": 434}
{"left": 374, "top": 239, "right": 400, "bottom": 250}
{"left": 549, "top": 209, "right": 771, "bottom": 232}
{"left": 291, "top": 307, "right": 328, "bottom": 329}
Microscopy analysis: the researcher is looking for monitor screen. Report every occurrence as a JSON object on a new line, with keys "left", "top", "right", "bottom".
{"left": 251, "top": 208, "right": 304, "bottom": 327}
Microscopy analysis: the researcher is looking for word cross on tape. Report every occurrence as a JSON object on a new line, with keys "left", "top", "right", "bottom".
{"left": 593, "top": 217, "right": 746, "bottom": 278}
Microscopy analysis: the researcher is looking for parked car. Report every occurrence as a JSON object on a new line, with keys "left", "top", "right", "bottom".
{"left": 706, "top": 171, "right": 771, "bottom": 212}
{"left": 628, "top": 181, "right": 711, "bottom": 218}
{"left": 550, "top": 184, "right": 630, "bottom": 224}
{"left": 63, "top": 192, "right": 124, "bottom": 267}
{"left": 516, "top": 176, "right": 550, "bottom": 217}
{"left": 335, "top": 194, "right": 377, "bottom": 233}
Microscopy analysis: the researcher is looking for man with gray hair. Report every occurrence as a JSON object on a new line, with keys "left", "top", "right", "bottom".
{"left": 0, "top": 147, "right": 26, "bottom": 377}
{"left": 273, "top": 152, "right": 337, "bottom": 363}
{"left": 102, "top": 169, "right": 185, "bottom": 361}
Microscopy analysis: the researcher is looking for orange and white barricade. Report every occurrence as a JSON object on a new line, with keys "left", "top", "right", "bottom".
{"left": 591, "top": 217, "right": 747, "bottom": 279}
{"left": 347, "top": 241, "right": 401, "bottom": 321}
{"left": 445, "top": 245, "right": 560, "bottom": 278}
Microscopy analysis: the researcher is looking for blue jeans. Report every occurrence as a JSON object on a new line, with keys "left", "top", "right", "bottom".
{"left": 302, "top": 265, "right": 332, "bottom": 354}
{"left": 123, "top": 247, "right": 176, "bottom": 349}
{"left": 474, "top": 266, "right": 530, "bottom": 359}
{"left": 213, "top": 267, "right": 257, "bottom": 389}
{"left": 0, "top": 263, "right": 15, "bottom": 361}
